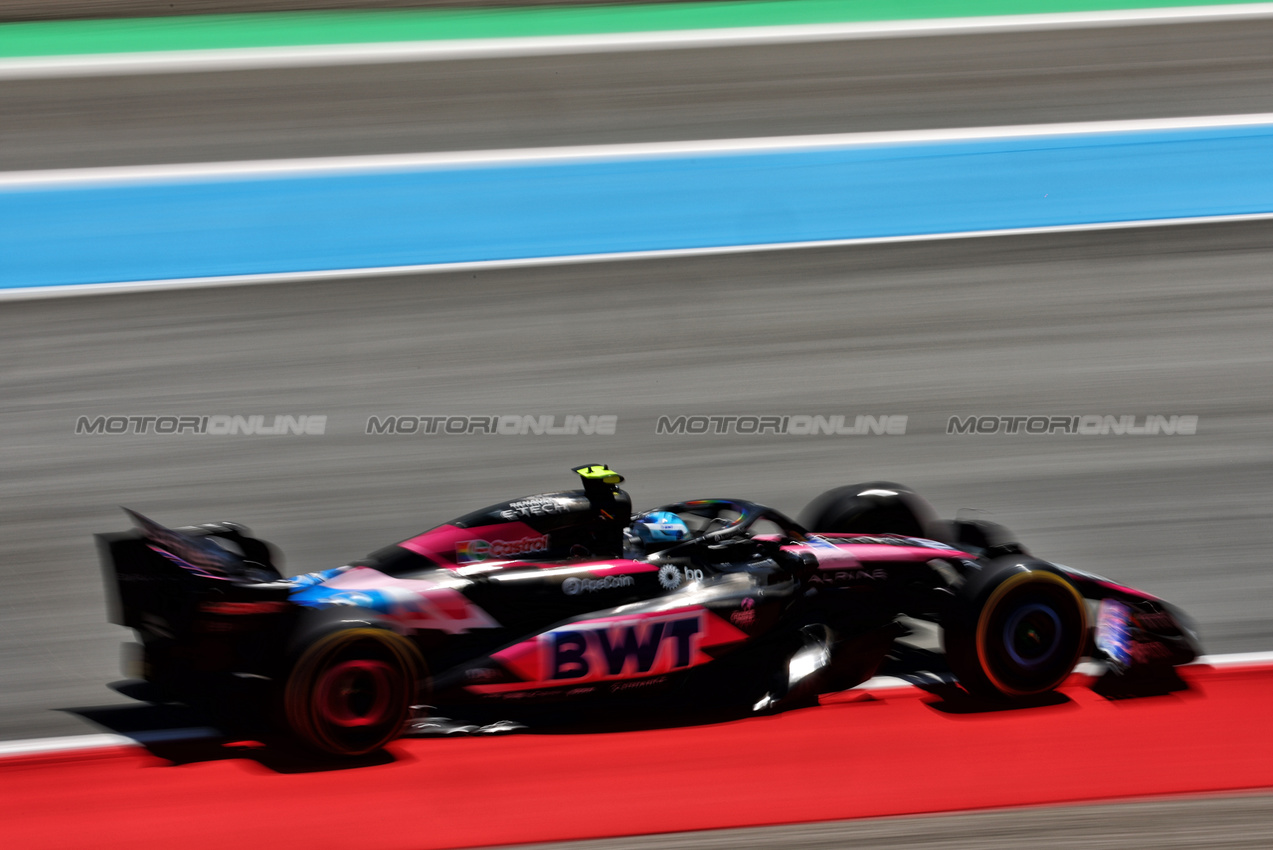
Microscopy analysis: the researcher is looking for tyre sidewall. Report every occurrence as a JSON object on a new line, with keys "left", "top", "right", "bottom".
{"left": 282, "top": 623, "right": 423, "bottom": 756}
{"left": 945, "top": 558, "right": 1086, "bottom": 698}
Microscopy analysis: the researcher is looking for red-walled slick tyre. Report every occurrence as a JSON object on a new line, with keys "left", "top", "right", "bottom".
{"left": 283, "top": 627, "right": 422, "bottom": 756}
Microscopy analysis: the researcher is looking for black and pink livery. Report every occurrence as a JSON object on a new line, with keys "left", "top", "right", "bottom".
{"left": 99, "top": 468, "right": 1199, "bottom": 756}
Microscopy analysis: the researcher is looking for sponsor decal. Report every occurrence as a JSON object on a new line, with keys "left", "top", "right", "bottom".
{"left": 562, "top": 574, "right": 636, "bottom": 595}
{"left": 456, "top": 535, "right": 550, "bottom": 563}
{"left": 1096, "top": 599, "right": 1133, "bottom": 669}
{"left": 610, "top": 675, "right": 669, "bottom": 693}
{"left": 730, "top": 597, "right": 757, "bottom": 628}
{"left": 478, "top": 609, "right": 749, "bottom": 696}
{"left": 1134, "top": 611, "right": 1177, "bottom": 633}
{"left": 807, "top": 568, "right": 888, "bottom": 586}
{"left": 657, "top": 564, "right": 706, "bottom": 590}
{"left": 548, "top": 615, "right": 702, "bottom": 681}
{"left": 500, "top": 496, "right": 576, "bottom": 520}
{"left": 658, "top": 564, "right": 683, "bottom": 589}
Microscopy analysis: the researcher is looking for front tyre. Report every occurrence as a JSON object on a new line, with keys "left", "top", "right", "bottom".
{"left": 943, "top": 562, "right": 1086, "bottom": 699}
{"left": 283, "top": 628, "right": 421, "bottom": 756}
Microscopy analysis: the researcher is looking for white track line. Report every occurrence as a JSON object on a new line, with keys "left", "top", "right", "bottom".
{"left": 1202, "top": 650, "right": 1273, "bottom": 666}
{"left": 0, "top": 727, "right": 221, "bottom": 757}
{"left": 3, "top": 114, "right": 1270, "bottom": 301}
{"left": 1, "top": 651, "right": 1269, "bottom": 758}
{"left": 5, "top": 212, "right": 1273, "bottom": 303}
{"left": 5, "top": 113, "right": 1273, "bottom": 188}
{"left": 3, "top": 4, "right": 1273, "bottom": 79}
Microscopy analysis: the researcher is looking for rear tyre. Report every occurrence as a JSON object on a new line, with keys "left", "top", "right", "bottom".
{"left": 282, "top": 627, "right": 421, "bottom": 756}
{"left": 943, "top": 561, "right": 1086, "bottom": 699}
{"left": 798, "top": 482, "right": 938, "bottom": 538}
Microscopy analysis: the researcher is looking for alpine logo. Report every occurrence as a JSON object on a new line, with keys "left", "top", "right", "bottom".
{"left": 548, "top": 615, "right": 702, "bottom": 681}
{"left": 807, "top": 568, "right": 888, "bottom": 586}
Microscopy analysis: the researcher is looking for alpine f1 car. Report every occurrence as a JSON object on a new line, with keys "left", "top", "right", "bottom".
{"left": 99, "top": 465, "right": 1200, "bottom": 756}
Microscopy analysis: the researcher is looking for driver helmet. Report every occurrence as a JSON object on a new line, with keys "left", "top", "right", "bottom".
{"left": 629, "top": 510, "right": 691, "bottom": 553}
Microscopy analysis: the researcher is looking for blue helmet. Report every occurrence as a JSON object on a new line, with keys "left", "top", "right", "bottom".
{"left": 632, "top": 511, "right": 691, "bottom": 545}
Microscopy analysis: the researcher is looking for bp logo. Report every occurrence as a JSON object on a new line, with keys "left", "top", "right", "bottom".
{"left": 658, "top": 564, "right": 683, "bottom": 590}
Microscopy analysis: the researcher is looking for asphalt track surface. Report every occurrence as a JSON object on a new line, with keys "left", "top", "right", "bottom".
{"left": 2, "top": 16, "right": 1272, "bottom": 847}
{"left": 482, "top": 794, "right": 1273, "bottom": 850}
{"left": 5, "top": 220, "right": 1272, "bottom": 737}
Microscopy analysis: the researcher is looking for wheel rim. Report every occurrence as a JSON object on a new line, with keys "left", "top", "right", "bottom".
{"left": 286, "top": 628, "right": 423, "bottom": 755}
{"left": 315, "top": 659, "right": 395, "bottom": 729}
{"left": 1002, "top": 603, "right": 1062, "bottom": 669}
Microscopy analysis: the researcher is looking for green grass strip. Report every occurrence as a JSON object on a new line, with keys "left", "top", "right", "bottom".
{"left": 0, "top": 0, "right": 1260, "bottom": 59}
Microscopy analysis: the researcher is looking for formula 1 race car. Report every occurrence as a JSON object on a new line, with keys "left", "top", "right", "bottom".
{"left": 99, "top": 465, "right": 1200, "bottom": 756}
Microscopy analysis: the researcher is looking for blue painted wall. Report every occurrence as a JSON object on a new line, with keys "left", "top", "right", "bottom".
{"left": 3, "top": 126, "right": 1272, "bottom": 288}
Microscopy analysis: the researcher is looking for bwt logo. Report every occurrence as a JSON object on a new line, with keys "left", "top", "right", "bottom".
{"left": 548, "top": 616, "right": 702, "bottom": 680}
{"left": 456, "top": 535, "right": 550, "bottom": 563}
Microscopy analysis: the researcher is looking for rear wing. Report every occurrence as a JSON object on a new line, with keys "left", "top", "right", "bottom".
{"left": 98, "top": 510, "right": 287, "bottom": 633}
